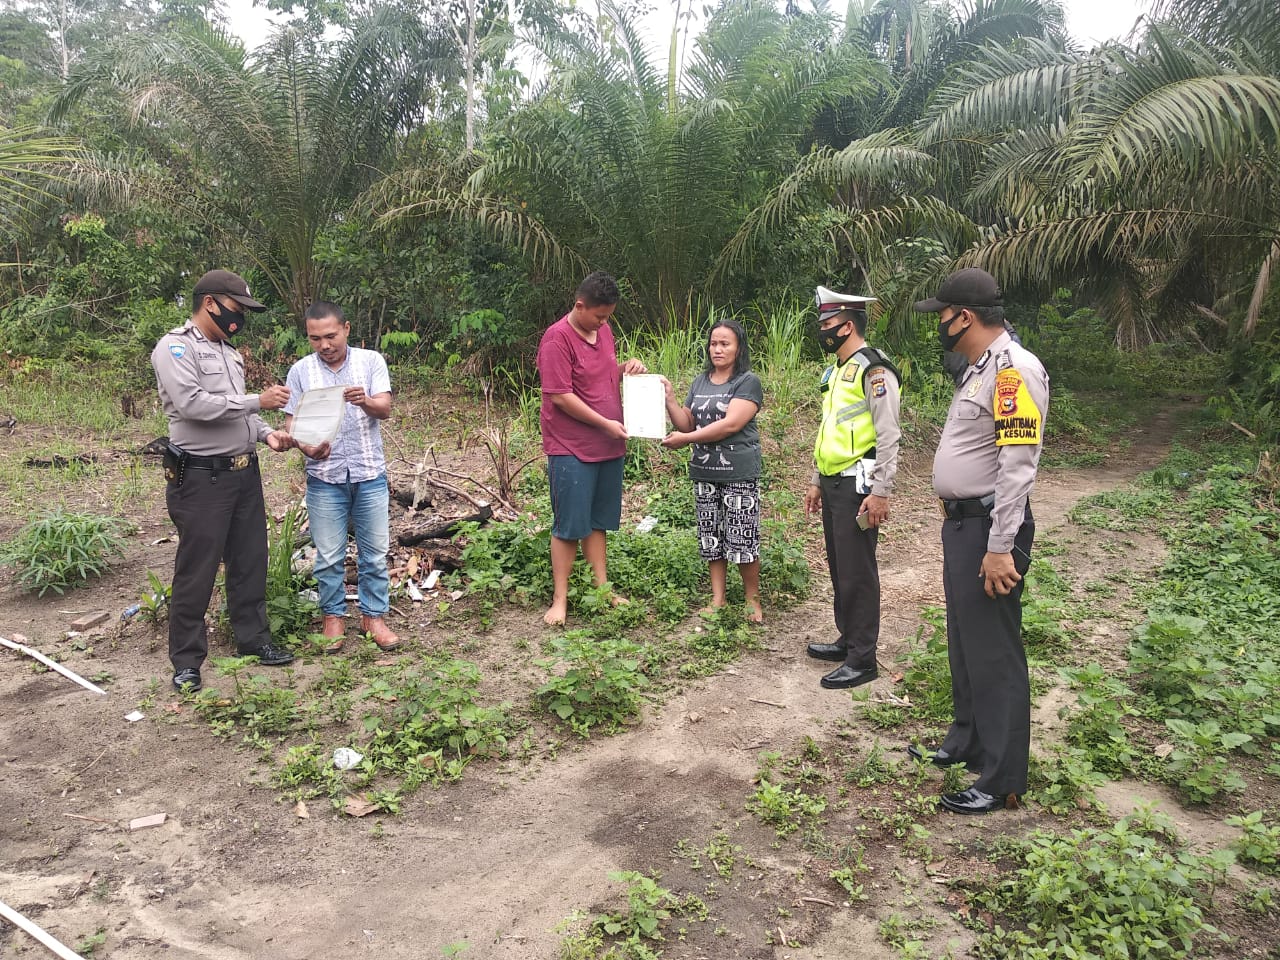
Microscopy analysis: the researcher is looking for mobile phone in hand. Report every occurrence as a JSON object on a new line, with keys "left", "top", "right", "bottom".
{"left": 856, "top": 511, "right": 870, "bottom": 531}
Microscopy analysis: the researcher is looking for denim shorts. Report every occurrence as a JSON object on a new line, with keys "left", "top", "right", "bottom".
{"left": 548, "top": 454, "right": 624, "bottom": 541}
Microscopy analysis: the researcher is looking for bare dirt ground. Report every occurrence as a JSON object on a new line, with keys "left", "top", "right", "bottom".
{"left": 3, "top": 394, "right": 1273, "bottom": 960}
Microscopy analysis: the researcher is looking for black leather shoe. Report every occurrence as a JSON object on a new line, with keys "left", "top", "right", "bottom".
{"left": 907, "top": 744, "right": 968, "bottom": 768}
{"left": 940, "top": 787, "right": 1014, "bottom": 814}
{"left": 238, "top": 643, "right": 295, "bottom": 666}
{"left": 820, "top": 664, "right": 878, "bottom": 689}
{"left": 172, "top": 667, "right": 202, "bottom": 691}
{"left": 806, "top": 642, "right": 848, "bottom": 662}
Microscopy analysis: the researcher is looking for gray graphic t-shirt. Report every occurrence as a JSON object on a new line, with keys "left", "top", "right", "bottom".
{"left": 684, "top": 371, "right": 763, "bottom": 482}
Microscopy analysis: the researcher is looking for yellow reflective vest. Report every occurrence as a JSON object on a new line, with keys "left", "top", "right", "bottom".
{"left": 814, "top": 347, "right": 899, "bottom": 477}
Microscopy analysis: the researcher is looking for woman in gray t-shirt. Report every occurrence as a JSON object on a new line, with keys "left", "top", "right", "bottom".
{"left": 662, "top": 319, "right": 764, "bottom": 623}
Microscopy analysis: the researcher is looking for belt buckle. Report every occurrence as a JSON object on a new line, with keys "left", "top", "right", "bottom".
{"left": 231, "top": 454, "right": 250, "bottom": 470}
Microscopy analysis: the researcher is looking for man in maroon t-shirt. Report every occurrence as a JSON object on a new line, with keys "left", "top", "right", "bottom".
{"left": 536, "top": 272, "right": 647, "bottom": 626}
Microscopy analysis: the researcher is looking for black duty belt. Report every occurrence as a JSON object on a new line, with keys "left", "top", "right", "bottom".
{"left": 940, "top": 494, "right": 995, "bottom": 519}
{"left": 185, "top": 452, "right": 256, "bottom": 471}
{"left": 163, "top": 442, "right": 256, "bottom": 487}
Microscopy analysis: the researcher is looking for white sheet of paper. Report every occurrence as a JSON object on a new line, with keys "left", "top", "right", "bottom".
{"left": 290, "top": 385, "right": 346, "bottom": 446}
{"left": 623, "top": 374, "right": 666, "bottom": 439}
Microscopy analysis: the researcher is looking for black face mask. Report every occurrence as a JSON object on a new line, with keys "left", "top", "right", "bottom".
{"left": 816, "top": 321, "right": 852, "bottom": 354}
{"left": 938, "top": 313, "right": 967, "bottom": 353}
{"left": 208, "top": 299, "right": 246, "bottom": 338}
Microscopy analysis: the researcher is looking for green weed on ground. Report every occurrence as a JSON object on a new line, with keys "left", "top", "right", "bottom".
{"left": 558, "top": 870, "right": 706, "bottom": 960}
{"left": 0, "top": 508, "right": 130, "bottom": 595}
{"left": 536, "top": 632, "right": 650, "bottom": 737}
{"left": 1066, "top": 443, "right": 1280, "bottom": 803}
{"left": 970, "top": 808, "right": 1230, "bottom": 960}
{"left": 262, "top": 656, "right": 518, "bottom": 813}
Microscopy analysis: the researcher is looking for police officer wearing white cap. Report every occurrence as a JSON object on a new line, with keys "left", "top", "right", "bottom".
{"left": 911, "top": 267, "right": 1049, "bottom": 814}
{"left": 151, "top": 269, "right": 298, "bottom": 692}
{"left": 804, "top": 286, "right": 902, "bottom": 690}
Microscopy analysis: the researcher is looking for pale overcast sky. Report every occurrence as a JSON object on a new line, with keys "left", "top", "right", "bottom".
{"left": 221, "top": 0, "right": 1151, "bottom": 58}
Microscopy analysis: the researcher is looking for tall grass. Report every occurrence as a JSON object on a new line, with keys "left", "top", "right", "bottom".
{"left": 751, "top": 306, "right": 815, "bottom": 454}
{"left": 0, "top": 362, "right": 141, "bottom": 433}
{"left": 618, "top": 304, "right": 706, "bottom": 383}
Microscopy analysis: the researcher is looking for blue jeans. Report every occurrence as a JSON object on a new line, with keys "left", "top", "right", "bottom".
{"left": 306, "top": 473, "right": 391, "bottom": 618}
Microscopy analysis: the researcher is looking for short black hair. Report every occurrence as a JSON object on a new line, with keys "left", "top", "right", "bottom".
{"left": 703, "top": 319, "right": 751, "bottom": 377}
{"left": 304, "top": 301, "right": 346, "bottom": 324}
{"left": 824, "top": 307, "right": 867, "bottom": 336}
{"left": 967, "top": 304, "right": 1005, "bottom": 328}
{"left": 575, "top": 271, "right": 620, "bottom": 308}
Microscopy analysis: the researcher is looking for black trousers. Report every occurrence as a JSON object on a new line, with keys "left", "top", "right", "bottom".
{"left": 939, "top": 505, "right": 1035, "bottom": 796}
{"left": 819, "top": 474, "right": 880, "bottom": 668}
{"left": 165, "top": 462, "right": 271, "bottom": 671}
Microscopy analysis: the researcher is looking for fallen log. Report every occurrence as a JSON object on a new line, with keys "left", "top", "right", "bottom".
{"left": 398, "top": 539, "right": 465, "bottom": 570}
{"left": 396, "top": 505, "right": 492, "bottom": 546}
{"left": 392, "top": 487, "right": 428, "bottom": 509}
{"left": 23, "top": 454, "right": 96, "bottom": 469}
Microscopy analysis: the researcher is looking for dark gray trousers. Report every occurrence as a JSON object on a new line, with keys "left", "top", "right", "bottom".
{"left": 165, "top": 463, "right": 271, "bottom": 671}
{"left": 819, "top": 473, "right": 880, "bottom": 669}
{"left": 939, "top": 506, "right": 1035, "bottom": 796}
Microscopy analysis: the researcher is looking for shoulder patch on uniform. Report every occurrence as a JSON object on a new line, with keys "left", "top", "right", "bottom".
{"left": 870, "top": 374, "right": 887, "bottom": 398}
{"left": 169, "top": 343, "right": 186, "bottom": 359}
{"left": 994, "top": 369, "right": 1042, "bottom": 446}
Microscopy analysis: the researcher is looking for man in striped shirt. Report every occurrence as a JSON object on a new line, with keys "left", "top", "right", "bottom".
{"left": 285, "top": 301, "right": 401, "bottom": 654}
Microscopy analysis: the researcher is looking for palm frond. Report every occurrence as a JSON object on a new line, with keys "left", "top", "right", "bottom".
{"left": 919, "top": 37, "right": 1077, "bottom": 147}
{"left": 712, "top": 130, "right": 935, "bottom": 279}
{"left": 1065, "top": 32, "right": 1280, "bottom": 183}
{"left": 377, "top": 190, "right": 588, "bottom": 280}
{"left": 1245, "top": 239, "right": 1280, "bottom": 337}
{"left": 1149, "top": 0, "right": 1280, "bottom": 65}
{"left": 0, "top": 126, "right": 79, "bottom": 212}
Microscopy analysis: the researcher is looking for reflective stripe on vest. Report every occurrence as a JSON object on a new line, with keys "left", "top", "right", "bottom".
{"left": 814, "top": 353, "right": 878, "bottom": 476}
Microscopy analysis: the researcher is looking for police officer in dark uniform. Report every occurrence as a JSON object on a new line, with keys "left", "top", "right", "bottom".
{"left": 912, "top": 268, "right": 1049, "bottom": 814}
{"left": 151, "top": 269, "right": 297, "bottom": 691}
{"left": 804, "top": 286, "right": 903, "bottom": 690}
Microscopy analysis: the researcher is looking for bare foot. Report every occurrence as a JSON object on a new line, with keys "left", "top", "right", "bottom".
{"left": 745, "top": 600, "right": 764, "bottom": 624}
{"left": 543, "top": 602, "right": 567, "bottom": 626}
{"left": 698, "top": 603, "right": 726, "bottom": 618}
{"left": 609, "top": 593, "right": 630, "bottom": 608}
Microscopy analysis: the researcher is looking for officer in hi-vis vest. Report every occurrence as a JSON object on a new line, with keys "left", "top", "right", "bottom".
{"left": 804, "top": 286, "right": 902, "bottom": 690}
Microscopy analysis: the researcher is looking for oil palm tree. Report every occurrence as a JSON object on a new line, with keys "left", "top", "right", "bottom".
{"left": 51, "top": 8, "right": 454, "bottom": 317}
{"left": 917, "top": 26, "right": 1280, "bottom": 345}
{"left": 375, "top": 0, "right": 892, "bottom": 323}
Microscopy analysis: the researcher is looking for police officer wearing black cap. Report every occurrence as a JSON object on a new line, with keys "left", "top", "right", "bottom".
{"left": 911, "top": 267, "right": 1049, "bottom": 814}
{"left": 151, "top": 269, "right": 298, "bottom": 691}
